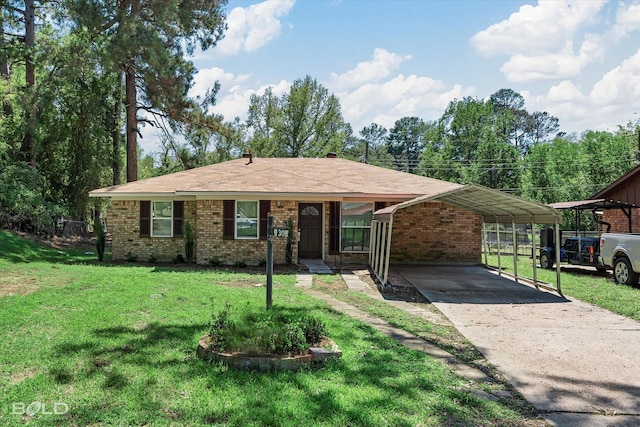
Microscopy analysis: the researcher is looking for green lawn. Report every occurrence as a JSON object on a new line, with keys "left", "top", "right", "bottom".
{"left": 0, "top": 231, "right": 536, "bottom": 426}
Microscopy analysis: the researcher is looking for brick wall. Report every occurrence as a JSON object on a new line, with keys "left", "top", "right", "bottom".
{"left": 109, "top": 199, "right": 481, "bottom": 266}
{"left": 389, "top": 201, "right": 482, "bottom": 263}
{"left": 602, "top": 208, "right": 640, "bottom": 233}
{"left": 195, "top": 200, "right": 299, "bottom": 266}
{"left": 109, "top": 200, "right": 197, "bottom": 262}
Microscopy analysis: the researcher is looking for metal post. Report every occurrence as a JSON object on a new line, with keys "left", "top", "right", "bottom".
{"left": 481, "top": 215, "right": 488, "bottom": 266}
{"left": 511, "top": 216, "right": 518, "bottom": 281}
{"left": 266, "top": 215, "right": 273, "bottom": 310}
{"left": 382, "top": 216, "right": 393, "bottom": 285}
{"left": 531, "top": 217, "right": 538, "bottom": 287}
{"left": 496, "top": 218, "right": 502, "bottom": 275}
{"left": 555, "top": 216, "right": 562, "bottom": 294}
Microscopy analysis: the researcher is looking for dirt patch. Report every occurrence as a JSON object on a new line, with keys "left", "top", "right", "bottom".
{"left": 0, "top": 275, "right": 41, "bottom": 297}
{"left": 10, "top": 368, "right": 39, "bottom": 385}
{"left": 9, "top": 230, "right": 96, "bottom": 250}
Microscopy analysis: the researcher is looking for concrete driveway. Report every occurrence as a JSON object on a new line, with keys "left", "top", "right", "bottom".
{"left": 394, "top": 265, "right": 640, "bottom": 427}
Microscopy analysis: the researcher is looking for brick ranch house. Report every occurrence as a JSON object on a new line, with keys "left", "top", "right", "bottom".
{"left": 89, "top": 156, "right": 557, "bottom": 268}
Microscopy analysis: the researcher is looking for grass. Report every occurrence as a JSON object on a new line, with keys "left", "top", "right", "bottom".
{"left": 484, "top": 253, "right": 640, "bottom": 322}
{"left": 0, "top": 230, "right": 538, "bottom": 426}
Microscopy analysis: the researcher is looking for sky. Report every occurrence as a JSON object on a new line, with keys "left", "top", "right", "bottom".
{"left": 142, "top": 0, "right": 640, "bottom": 154}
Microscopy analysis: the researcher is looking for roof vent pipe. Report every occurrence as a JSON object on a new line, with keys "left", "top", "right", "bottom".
{"left": 242, "top": 150, "right": 253, "bottom": 164}
{"left": 326, "top": 152, "right": 337, "bottom": 158}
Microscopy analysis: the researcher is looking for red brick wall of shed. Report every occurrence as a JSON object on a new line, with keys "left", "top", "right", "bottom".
{"left": 602, "top": 209, "right": 640, "bottom": 233}
{"left": 109, "top": 200, "right": 197, "bottom": 262}
{"left": 389, "top": 202, "right": 482, "bottom": 263}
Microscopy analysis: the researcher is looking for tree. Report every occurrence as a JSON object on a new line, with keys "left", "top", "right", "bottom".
{"left": 387, "top": 117, "right": 430, "bottom": 173}
{"left": 66, "top": 0, "right": 228, "bottom": 181}
{"left": 246, "top": 76, "right": 348, "bottom": 157}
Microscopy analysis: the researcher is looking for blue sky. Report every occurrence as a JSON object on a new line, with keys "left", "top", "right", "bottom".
{"left": 143, "top": 0, "right": 640, "bottom": 153}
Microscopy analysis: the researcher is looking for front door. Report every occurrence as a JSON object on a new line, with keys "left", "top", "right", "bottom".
{"left": 298, "top": 203, "right": 323, "bottom": 259}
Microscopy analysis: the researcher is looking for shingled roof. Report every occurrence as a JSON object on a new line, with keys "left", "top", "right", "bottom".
{"left": 89, "top": 157, "right": 461, "bottom": 199}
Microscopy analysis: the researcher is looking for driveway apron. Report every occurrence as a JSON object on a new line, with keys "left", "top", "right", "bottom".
{"left": 395, "top": 265, "right": 640, "bottom": 426}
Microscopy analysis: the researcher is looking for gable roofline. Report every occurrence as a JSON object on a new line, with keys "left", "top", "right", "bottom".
{"left": 591, "top": 163, "right": 640, "bottom": 199}
{"left": 89, "top": 157, "right": 461, "bottom": 198}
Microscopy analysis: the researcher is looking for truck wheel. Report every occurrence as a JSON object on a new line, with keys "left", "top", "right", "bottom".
{"left": 613, "top": 257, "right": 639, "bottom": 286}
{"left": 540, "top": 251, "right": 554, "bottom": 269}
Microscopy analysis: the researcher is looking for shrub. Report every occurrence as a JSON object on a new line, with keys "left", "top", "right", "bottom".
{"left": 299, "top": 315, "right": 328, "bottom": 343}
{"left": 125, "top": 252, "right": 137, "bottom": 262}
{"left": 94, "top": 219, "right": 106, "bottom": 262}
{"left": 233, "top": 260, "right": 247, "bottom": 268}
{"left": 173, "top": 254, "right": 185, "bottom": 264}
{"left": 147, "top": 254, "right": 157, "bottom": 264}
{"left": 183, "top": 220, "right": 194, "bottom": 263}
{"left": 207, "top": 303, "right": 327, "bottom": 356}
{"left": 208, "top": 257, "right": 222, "bottom": 267}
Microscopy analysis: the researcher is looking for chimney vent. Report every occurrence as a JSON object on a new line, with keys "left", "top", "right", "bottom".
{"left": 242, "top": 150, "right": 253, "bottom": 164}
{"left": 326, "top": 152, "right": 337, "bottom": 158}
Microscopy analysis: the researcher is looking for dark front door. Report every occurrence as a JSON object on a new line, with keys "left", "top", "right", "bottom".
{"left": 298, "top": 203, "right": 323, "bottom": 259}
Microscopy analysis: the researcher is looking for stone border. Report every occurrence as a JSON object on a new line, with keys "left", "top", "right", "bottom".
{"left": 196, "top": 336, "right": 342, "bottom": 371}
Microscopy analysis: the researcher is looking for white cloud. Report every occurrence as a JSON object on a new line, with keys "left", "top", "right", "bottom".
{"left": 333, "top": 74, "right": 474, "bottom": 132}
{"left": 471, "top": 0, "right": 608, "bottom": 82}
{"left": 591, "top": 48, "right": 640, "bottom": 106}
{"left": 329, "top": 48, "right": 411, "bottom": 91}
{"left": 191, "top": 67, "right": 251, "bottom": 98}
{"left": 217, "top": 0, "right": 295, "bottom": 56}
{"left": 521, "top": 49, "right": 640, "bottom": 134}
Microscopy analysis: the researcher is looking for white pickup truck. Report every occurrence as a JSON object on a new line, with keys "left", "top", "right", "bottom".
{"left": 599, "top": 233, "right": 640, "bottom": 286}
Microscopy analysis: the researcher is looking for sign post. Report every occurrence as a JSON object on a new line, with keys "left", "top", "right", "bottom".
{"left": 266, "top": 215, "right": 273, "bottom": 310}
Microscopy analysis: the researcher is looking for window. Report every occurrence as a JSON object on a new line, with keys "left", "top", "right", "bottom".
{"left": 140, "top": 201, "right": 184, "bottom": 238}
{"left": 152, "top": 201, "right": 173, "bottom": 237}
{"left": 235, "top": 201, "right": 258, "bottom": 239}
{"left": 341, "top": 202, "right": 373, "bottom": 252}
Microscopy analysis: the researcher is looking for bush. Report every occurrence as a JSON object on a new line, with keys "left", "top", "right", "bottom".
{"left": 0, "top": 160, "right": 65, "bottom": 235}
{"left": 233, "top": 260, "right": 247, "bottom": 268}
{"left": 208, "top": 257, "right": 222, "bottom": 267}
{"left": 173, "top": 254, "right": 185, "bottom": 264}
{"left": 183, "top": 220, "right": 194, "bottom": 263}
{"left": 125, "top": 252, "right": 137, "bottom": 262}
{"left": 207, "top": 303, "right": 327, "bottom": 356}
{"left": 94, "top": 219, "right": 106, "bottom": 262}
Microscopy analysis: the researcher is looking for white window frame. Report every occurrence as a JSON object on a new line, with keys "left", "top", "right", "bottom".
{"left": 235, "top": 200, "right": 259, "bottom": 240}
{"left": 341, "top": 202, "right": 373, "bottom": 253}
{"left": 151, "top": 201, "right": 173, "bottom": 237}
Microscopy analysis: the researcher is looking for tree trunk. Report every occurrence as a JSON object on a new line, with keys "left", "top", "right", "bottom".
{"left": 0, "top": 15, "right": 13, "bottom": 117}
{"left": 112, "top": 70, "right": 123, "bottom": 185}
{"left": 20, "top": 0, "right": 37, "bottom": 167}
{"left": 125, "top": 59, "right": 137, "bottom": 182}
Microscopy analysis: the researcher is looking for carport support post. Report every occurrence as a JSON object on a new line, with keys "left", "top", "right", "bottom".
{"left": 495, "top": 218, "right": 502, "bottom": 275}
{"left": 554, "top": 217, "right": 562, "bottom": 294}
{"left": 383, "top": 216, "right": 393, "bottom": 285}
{"left": 531, "top": 217, "right": 538, "bottom": 287}
{"left": 481, "top": 216, "right": 488, "bottom": 266}
{"left": 511, "top": 216, "right": 518, "bottom": 282}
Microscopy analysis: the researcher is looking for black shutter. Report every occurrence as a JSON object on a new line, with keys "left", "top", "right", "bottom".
{"left": 259, "top": 200, "right": 270, "bottom": 240}
{"left": 140, "top": 201, "right": 150, "bottom": 237}
{"left": 329, "top": 201, "right": 341, "bottom": 254}
{"left": 375, "top": 201, "right": 387, "bottom": 212}
{"left": 173, "top": 201, "right": 184, "bottom": 236}
{"left": 223, "top": 200, "right": 235, "bottom": 240}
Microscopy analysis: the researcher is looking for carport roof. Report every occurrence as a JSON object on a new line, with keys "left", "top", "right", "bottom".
{"left": 374, "top": 184, "right": 560, "bottom": 224}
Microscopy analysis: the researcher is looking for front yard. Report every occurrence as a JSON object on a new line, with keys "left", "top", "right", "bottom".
{"left": 0, "top": 231, "right": 540, "bottom": 426}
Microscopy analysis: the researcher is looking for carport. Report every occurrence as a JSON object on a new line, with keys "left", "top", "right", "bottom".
{"left": 369, "top": 184, "right": 563, "bottom": 291}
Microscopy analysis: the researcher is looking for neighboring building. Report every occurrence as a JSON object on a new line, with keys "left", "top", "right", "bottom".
{"left": 591, "top": 164, "right": 640, "bottom": 233}
{"left": 89, "top": 156, "right": 485, "bottom": 266}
